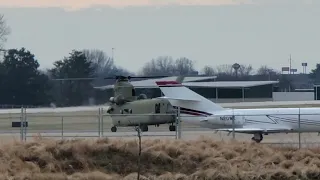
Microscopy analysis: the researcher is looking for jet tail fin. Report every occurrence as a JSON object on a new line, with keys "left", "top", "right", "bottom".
{"left": 155, "top": 80, "right": 224, "bottom": 115}
{"left": 157, "top": 96, "right": 200, "bottom": 102}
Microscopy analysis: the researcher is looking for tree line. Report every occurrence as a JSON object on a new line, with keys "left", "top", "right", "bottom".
{"left": 1, "top": 14, "right": 320, "bottom": 108}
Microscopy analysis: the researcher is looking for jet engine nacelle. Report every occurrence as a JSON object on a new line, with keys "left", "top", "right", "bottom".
{"left": 114, "top": 95, "right": 125, "bottom": 105}
{"left": 207, "top": 115, "right": 245, "bottom": 127}
{"left": 109, "top": 97, "right": 115, "bottom": 103}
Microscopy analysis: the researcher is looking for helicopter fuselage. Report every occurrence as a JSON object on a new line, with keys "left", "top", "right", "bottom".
{"left": 103, "top": 75, "right": 179, "bottom": 132}
{"left": 109, "top": 98, "right": 176, "bottom": 128}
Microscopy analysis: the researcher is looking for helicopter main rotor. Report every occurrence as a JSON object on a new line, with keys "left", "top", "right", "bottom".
{"left": 51, "top": 75, "right": 170, "bottom": 105}
{"left": 52, "top": 75, "right": 169, "bottom": 82}
{"left": 103, "top": 75, "right": 168, "bottom": 82}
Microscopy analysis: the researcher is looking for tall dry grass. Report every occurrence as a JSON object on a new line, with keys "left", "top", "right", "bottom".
{"left": 0, "top": 135, "right": 320, "bottom": 179}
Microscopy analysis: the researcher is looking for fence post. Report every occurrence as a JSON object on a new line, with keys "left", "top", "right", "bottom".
{"left": 101, "top": 107, "right": 104, "bottom": 137}
{"left": 20, "top": 107, "right": 23, "bottom": 142}
{"left": 24, "top": 108, "right": 27, "bottom": 142}
{"left": 298, "top": 108, "right": 301, "bottom": 149}
{"left": 175, "top": 109, "right": 178, "bottom": 139}
{"left": 61, "top": 116, "right": 64, "bottom": 139}
{"left": 177, "top": 106, "right": 181, "bottom": 139}
{"left": 232, "top": 109, "right": 235, "bottom": 140}
{"left": 98, "top": 107, "right": 102, "bottom": 138}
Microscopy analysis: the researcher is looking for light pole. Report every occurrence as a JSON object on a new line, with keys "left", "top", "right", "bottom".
{"left": 112, "top": 48, "right": 115, "bottom": 61}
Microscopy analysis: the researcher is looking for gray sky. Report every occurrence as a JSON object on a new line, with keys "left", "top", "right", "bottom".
{"left": 1, "top": 0, "right": 319, "bottom": 74}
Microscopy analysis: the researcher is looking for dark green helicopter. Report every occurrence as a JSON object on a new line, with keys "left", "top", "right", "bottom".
{"left": 104, "top": 75, "right": 178, "bottom": 132}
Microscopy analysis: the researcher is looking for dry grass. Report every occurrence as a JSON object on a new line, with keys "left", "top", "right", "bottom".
{"left": 1, "top": 136, "right": 320, "bottom": 180}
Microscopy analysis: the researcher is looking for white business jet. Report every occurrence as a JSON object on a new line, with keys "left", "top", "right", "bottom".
{"left": 155, "top": 80, "right": 320, "bottom": 143}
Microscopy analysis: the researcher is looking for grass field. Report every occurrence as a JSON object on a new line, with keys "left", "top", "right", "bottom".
{"left": 2, "top": 136, "right": 320, "bottom": 179}
{"left": 0, "top": 104, "right": 320, "bottom": 179}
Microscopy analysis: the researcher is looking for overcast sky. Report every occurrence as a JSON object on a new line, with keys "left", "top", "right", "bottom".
{"left": 0, "top": 0, "right": 319, "bottom": 74}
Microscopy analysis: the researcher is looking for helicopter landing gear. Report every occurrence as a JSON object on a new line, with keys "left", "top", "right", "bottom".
{"left": 140, "top": 124, "right": 148, "bottom": 132}
{"left": 111, "top": 126, "right": 117, "bottom": 132}
{"left": 169, "top": 125, "right": 176, "bottom": 131}
{"left": 251, "top": 133, "right": 263, "bottom": 143}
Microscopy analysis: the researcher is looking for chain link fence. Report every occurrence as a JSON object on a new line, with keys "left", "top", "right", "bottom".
{"left": 1, "top": 107, "right": 320, "bottom": 148}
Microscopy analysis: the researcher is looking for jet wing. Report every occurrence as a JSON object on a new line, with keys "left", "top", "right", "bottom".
{"left": 216, "top": 125, "right": 293, "bottom": 134}
{"left": 156, "top": 96, "right": 200, "bottom": 102}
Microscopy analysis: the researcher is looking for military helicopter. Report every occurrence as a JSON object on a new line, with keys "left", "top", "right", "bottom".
{"left": 103, "top": 75, "right": 178, "bottom": 132}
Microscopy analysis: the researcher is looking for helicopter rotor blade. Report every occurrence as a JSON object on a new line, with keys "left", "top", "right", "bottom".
{"left": 51, "top": 75, "right": 169, "bottom": 82}
{"left": 103, "top": 75, "right": 168, "bottom": 80}
{"left": 51, "top": 77, "right": 98, "bottom": 81}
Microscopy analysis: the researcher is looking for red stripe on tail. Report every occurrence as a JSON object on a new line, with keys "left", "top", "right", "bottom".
{"left": 155, "top": 81, "right": 181, "bottom": 86}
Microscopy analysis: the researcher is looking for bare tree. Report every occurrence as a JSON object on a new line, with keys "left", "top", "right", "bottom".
{"left": 82, "top": 49, "right": 132, "bottom": 85}
{"left": 213, "top": 63, "right": 254, "bottom": 80}
{"left": 256, "top": 65, "right": 276, "bottom": 76}
{"left": 140, "top": 56, "right": 198, "bottom": 76}
{"left": 0, "top": 14, "right": 10, "bottom": 49}
{"left": 201, "top": 65, "right": 215, "bottom": 75}
{"left": 255, "top": 65, "right": 279, "bottom": 80}
{"left": 238, "top": 64, "right": 253, "bottom": 77}
{"left": 83, "top": 49, "right": 114, "bottom": 75}
{"left": 215, "top": 64, "right": 233, "bottom": 75}
{"left": 174, "top": 57, "right": 197, "bottom": 75}
{"left": 140, "top": 56, "right": 175, "bottom": 76}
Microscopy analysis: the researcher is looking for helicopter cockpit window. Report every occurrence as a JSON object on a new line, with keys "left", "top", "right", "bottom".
{"left": 155, "top": 103, "right": 160, "bottom": 113}
{"left": 132, "top": 89, "right": 136, "bottom": 96}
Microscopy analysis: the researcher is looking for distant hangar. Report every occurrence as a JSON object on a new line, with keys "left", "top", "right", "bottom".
{"left": 94, "top": 76, "right": 279, "bottom": 103}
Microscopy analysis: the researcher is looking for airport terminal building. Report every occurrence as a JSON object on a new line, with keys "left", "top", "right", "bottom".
{"left": 94, "top": 76, "right": 279, "bottom": 103}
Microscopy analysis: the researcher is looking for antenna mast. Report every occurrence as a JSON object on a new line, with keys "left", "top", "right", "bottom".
{"left": 112, "top": 48, "right": 114, "bottom": 61}
{"left": 289, "top": 54, "right": 292, "bottom": 74}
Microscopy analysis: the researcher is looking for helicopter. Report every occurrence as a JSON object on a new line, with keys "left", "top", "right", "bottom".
{"left": 103, "top": 75, "right": 179, "bottom": 132}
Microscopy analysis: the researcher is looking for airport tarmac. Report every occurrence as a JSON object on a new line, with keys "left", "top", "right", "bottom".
{"left": 0, "top": 103, "right": 320, "bottom": 148}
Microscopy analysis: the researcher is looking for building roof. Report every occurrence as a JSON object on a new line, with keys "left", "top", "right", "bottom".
{"left": 183, "top": 81, "right": 279, "bottom": 88}
{"left": 94, "top": 76, "right": 217, "bottom": 90}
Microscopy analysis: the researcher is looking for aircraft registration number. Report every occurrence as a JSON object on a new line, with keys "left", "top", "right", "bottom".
{"left": 219, "top": 116, "right": 235, "bottom": 121}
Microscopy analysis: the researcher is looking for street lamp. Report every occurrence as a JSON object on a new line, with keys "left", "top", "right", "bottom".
{"left": 112, "top": 48, "right": 115, "bottom": 61}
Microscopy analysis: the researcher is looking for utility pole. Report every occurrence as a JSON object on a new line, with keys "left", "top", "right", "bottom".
{"left": 288, "top": 54, "right": 292, "bottom": 92}
{"left": 289, "top": 54, "right": 292, "bottom": 74}
{"left": 112, "top": 48, "right": 114, "bottom": 61}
